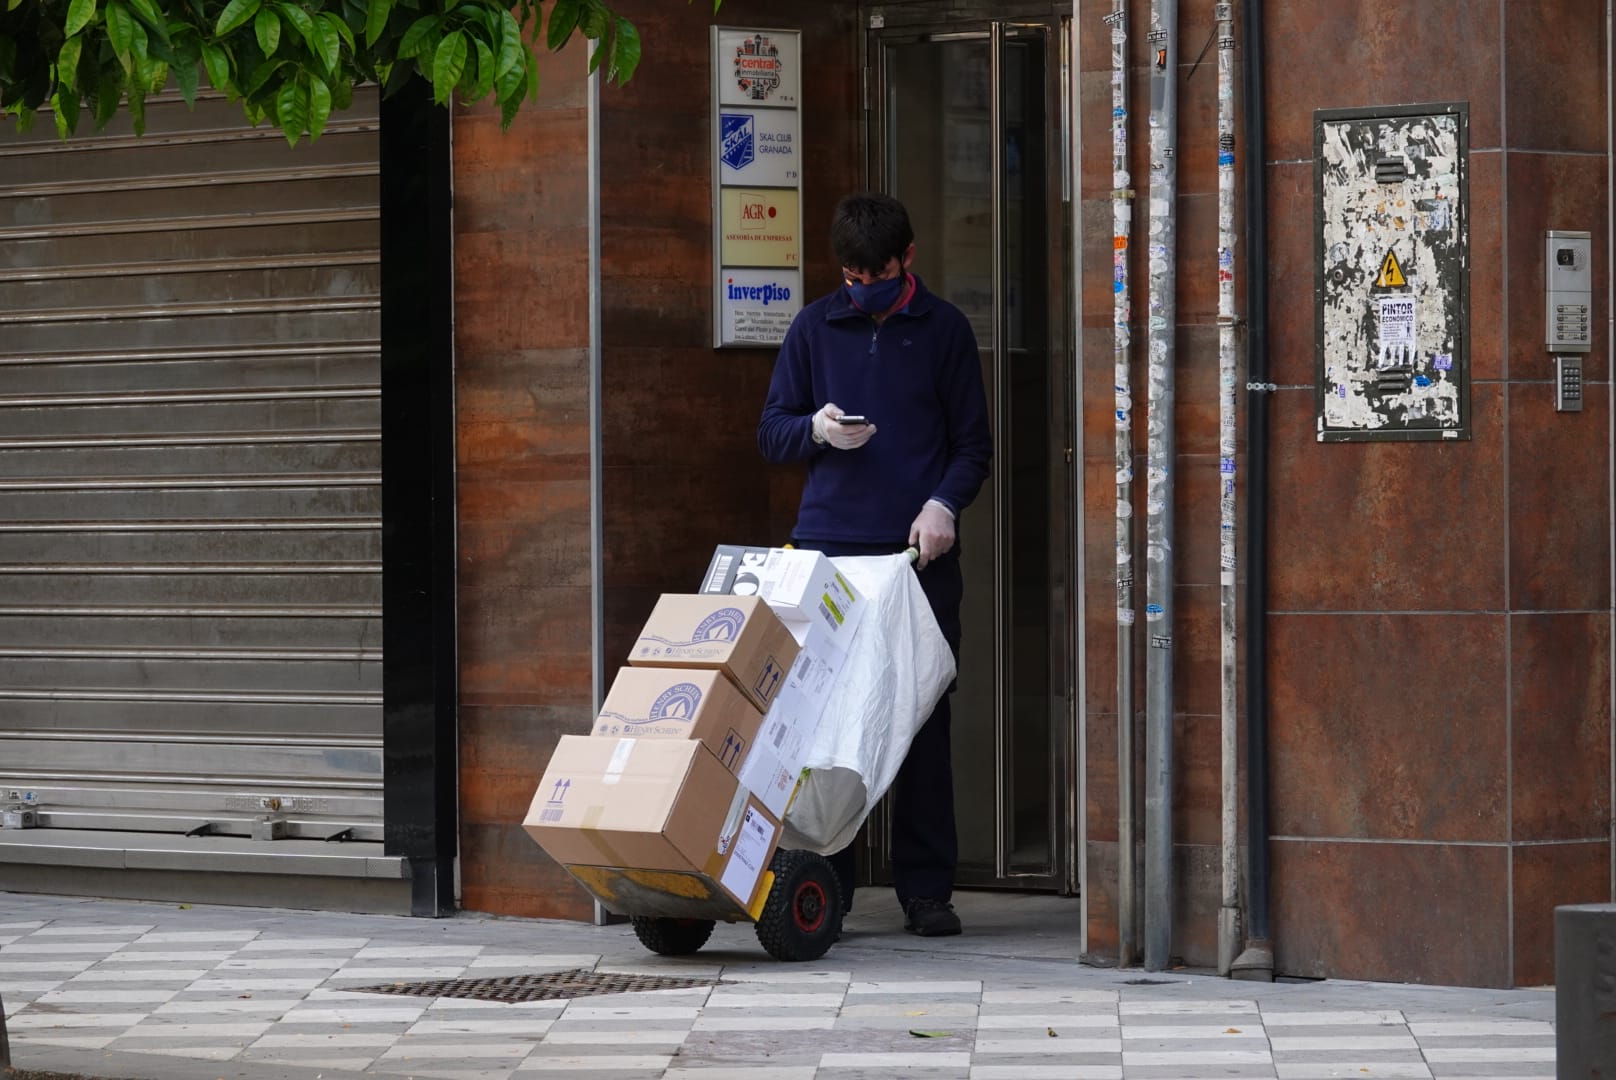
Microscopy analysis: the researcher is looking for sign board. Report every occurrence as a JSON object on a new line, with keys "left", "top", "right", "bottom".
{"left": 712, "top": 27, "right": 803, "bottom": 348}
{"left": 719, "top": 269, "right": 802, "bottom": 348}
{"left": 718, "top": 109, "right": 800, "bottom": 188}
{"left": 1314, "top": 103, "right": 1469, "bottom": 442}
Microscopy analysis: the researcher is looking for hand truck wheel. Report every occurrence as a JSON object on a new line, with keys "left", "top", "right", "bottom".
{"left": 754, "top": 848, "right": 843, "bottom": 962}
{"left": 630, "top": 916, "right": 716, "bottom": 956}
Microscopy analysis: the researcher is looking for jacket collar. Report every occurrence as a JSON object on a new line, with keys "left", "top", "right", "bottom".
{"left": 823, "top": 273, "right": 936, "bottom": 322}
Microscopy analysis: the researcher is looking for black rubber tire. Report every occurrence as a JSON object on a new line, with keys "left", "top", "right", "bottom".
{"left": 754, "top": 848, "right": 844, "bottom": 962}
{"left": 631, "top": 916, "right": 716, "bottom": 956}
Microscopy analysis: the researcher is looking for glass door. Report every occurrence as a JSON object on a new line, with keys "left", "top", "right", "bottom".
{"left": 863, "top": 10, "right": 1075, "bottom": 891}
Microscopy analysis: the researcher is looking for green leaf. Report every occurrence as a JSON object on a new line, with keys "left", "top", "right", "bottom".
{"left": 305, "top": 14, "right": 340, "bottom": 74}
{"left": 127, "top": 0, "right": 170, "bottom": 44}
{"left": 396, "top": 14, "right": 439, "bottom": 59}
{"left": 524, "top": 40, "right": 537, "bottom": 98}
{"left": 545, "top": 0, "right": 579, "bottom": 52}
{"left": 64, "top": 0, "right": 97, "bottom": 37}
{"left": 126, "top": 81, "right": 146, "bottom": 134}
{"left": 245, "top": 57, "right": 285, "bottom": 96}
{"left": 57, "top": 36, "right": 84, "bottom": 92}
{"left": 214, "top": 0, "right": 262, "bottom": 36}
{"left": 199, "top": 41, "right": 230, "bottom": 92}
{"left": 469, "top": 36, "right": 494, "bottom": 100}
{"left": 306, "top": 72, "right": 330, "bottom": 139}
{"left": 145, "top": 59, "right": 168, "bottom": 94}
{"left": 362, "top": 0, "right": 392, "bottom": 46}
{"left": 173, "top": 48, "right": 199, "bottom": 105}
{"left": 275, "top": 77, "right": 307, "bottom": 145}
{"left": 106, "top": 2, "right": 135, "bottom": 67}
{"left": 587, "top": 24, "right": 609, "bottom": 75}
{"left": 496, "top": 9, "right": 523, "bottom": 78}
{"left": 94, "top": 71, "right": 121, "bottom": 129}
{"left": 6, "top": 0, "right": 23, "bottom": 11}
{"left": 53, "top": 90, "right": 80, "bottom": 138}
{"left": 579, "top": 0, "right": 607, "bottom": 39}
{"left": 275, "top": 2, "right": 312, "bottom": 37}
{"left": 431, "top": 29, "right": 467, "bottom": 104}
{"left": 499, "top": 87, "right": 520, "bottom": 130}
{"left": 329, "top": 76, "right": 352, "bottom": 110}
{"left": 493, "top": 45, "right": 522, "bottom": 105}
{"left": 255, "top": 8, "right": 280, "bottom": 56}
{"left": 320, "top": 12, "right": 354, "bottom": 52}
{"left": 609, "top": 16, "right": 639, "bottom": 82}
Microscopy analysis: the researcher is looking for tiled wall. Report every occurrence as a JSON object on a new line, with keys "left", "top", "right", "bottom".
{"left": 1082, "top": 1, "right": 1612, "bottom": 986}
{"left": 452, "top": 40, "right": 596, "bottom": 920}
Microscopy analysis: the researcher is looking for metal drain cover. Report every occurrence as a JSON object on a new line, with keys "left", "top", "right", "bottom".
{"left": 348, "top": 968, "right": 725, "bottom": 1003}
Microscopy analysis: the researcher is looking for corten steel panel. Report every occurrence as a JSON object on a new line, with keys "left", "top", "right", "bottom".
{"left": 1508, "top": 382, "right": 1612, "bottom": 612}
{"left": 1272, "top": 838, "right": 1510, "bottom": 987}
{"left": 0, "top": 92, "right": 384, "bottom": 844}
{"left": 1515, "top": 842, "right": 1611, "bottom": 987}
{"left": 1510, "top": 613, "right": 1614, "bottom": 842}
{"left": 450, "top": 38, "right": 595, "bottom": 917}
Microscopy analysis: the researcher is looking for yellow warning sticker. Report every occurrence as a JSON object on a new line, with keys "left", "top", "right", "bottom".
{"left": 1376, "top": 249, "right": 1407, "bottom": 288}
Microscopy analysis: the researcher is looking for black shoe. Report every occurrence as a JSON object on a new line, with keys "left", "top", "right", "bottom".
{"left": 903, "top": 897, "right": 962, "bottom": 937}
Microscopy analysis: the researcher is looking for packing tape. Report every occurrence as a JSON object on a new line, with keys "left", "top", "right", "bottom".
{"left": 715, "top": 784, "right": 750, "bottom": 855}
{"left": 747, "top": 869, "right": 775, "bottom": 922}
{"left": 602, "top": 737, "right": 634, "bottom": 785}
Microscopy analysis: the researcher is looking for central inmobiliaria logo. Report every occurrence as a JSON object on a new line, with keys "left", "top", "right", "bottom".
{"left": 733, "top": 33, "right": 783, "bottom": 101}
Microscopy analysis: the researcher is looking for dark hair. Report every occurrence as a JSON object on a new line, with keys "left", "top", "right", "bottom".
{"left": 830, "top": 192, "right": 914, "bottom": 273}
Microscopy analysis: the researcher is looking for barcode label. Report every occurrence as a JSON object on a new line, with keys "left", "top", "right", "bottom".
{"left": 772, "top": 721, "right": 787, "bottom": 749}
{"left": 540, "top": 808, "right": 564, "bottom": 823}
{"left": 703, "top": 554, "right": 734, "bottom": 593}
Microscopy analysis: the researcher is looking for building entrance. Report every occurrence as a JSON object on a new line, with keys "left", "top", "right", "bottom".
{"left": 860, "top": 3, "right": 1078, "bottom": 893}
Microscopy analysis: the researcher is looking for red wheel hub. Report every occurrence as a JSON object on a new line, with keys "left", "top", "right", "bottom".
{"left": 793, "top": 880, "right": 827, "bottom": 933}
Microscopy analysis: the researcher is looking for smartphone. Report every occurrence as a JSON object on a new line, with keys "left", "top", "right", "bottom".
{"left": 836, "top": 415, "right": 868, "bottom": 426}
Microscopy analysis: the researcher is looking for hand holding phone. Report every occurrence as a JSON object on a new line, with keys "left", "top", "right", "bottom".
{"left": 836, "top": 415, "right": 868, "bottom": 426}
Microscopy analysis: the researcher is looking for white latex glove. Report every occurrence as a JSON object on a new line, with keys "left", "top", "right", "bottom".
{"left": 812, "top": 402, "right": 876, "bottom": 450}
{"left": 908, "top": 500, "right": 956, "bottom": 569}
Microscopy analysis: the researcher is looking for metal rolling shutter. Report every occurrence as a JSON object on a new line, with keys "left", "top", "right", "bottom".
{"left": 0, "top": 93, "right": 385, "bottom": 859}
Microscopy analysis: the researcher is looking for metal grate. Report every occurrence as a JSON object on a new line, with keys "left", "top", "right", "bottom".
{"left": 347, "top": 968, "right": 726, "bottom": 1003}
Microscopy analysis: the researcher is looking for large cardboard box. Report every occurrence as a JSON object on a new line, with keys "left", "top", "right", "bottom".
{"left": 735, "top": 624, "right": 848, "bottom": 817}
{"left": 629, "top": 595, "right": 799, "bottom": 713}
{"left": 524, "top": 735, "right": 782, "bottom": 915}
{"left": 594, "top": 666, "right": 761, "bottom": 776}
{"left": 700, "top": 545, "right": 865, "bottom": 646}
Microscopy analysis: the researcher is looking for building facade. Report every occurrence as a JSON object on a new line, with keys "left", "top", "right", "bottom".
{"left": 0, "top": 0, "right": 1609, "bottom": 988}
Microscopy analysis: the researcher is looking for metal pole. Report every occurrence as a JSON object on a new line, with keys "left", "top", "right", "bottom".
{"left": 1214, "top": 0, "right": 1240, "bottom": 978}
{"left": 1105, "top": 0, "right": 1138, "bottom": 970}
{"left": 1142, "top": 0, "right": 1178, "bottom": 972}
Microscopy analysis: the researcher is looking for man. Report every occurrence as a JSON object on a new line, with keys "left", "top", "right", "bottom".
{"left": 756, "top": 192, "right": 992, "bottom": 937}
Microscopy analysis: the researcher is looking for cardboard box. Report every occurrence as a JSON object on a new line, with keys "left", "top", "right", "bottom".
{"left": 629, "top": 595, "right": 799, "bottom": 713}
{"left": 593, "top": 666, "right": 761, "bottom": 776}
{"left": 735, "top": 624, "right": 848, "bottom": 818}
{"left": 524, "top": 735, "right": 782, "bottom": 914}
{"left": 700, "top": 545, "right": 865, "bottom": 646}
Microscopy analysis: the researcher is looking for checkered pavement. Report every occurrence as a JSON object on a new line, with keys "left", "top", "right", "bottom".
{"left": 0, "top": 902, "right": 1558, "bottom": 1079}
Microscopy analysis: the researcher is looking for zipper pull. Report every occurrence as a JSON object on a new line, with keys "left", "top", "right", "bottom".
{"left": 869, "top": 326, "right": 878, "bottom": 356}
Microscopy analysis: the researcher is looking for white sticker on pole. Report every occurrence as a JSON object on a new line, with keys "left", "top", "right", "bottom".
{"left": 1377, "top": 295, "right": 1417, "bottom": 370}
{"left": 720, "top": 804, "right": 778, "bottom": 904}
{"left": 719, "top": 268, "right": 801, "bottom": 347}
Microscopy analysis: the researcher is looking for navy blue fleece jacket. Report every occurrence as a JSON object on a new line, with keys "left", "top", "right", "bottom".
{"left": 757, "top": 276, "right": 993, "bottom": 545}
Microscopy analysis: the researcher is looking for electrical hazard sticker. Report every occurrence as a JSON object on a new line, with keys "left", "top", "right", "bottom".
{"left": 1376, "top": 249, "right": 1407, "bottom": 289}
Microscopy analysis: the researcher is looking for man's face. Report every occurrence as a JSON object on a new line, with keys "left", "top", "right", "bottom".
{"left": 842, "top": 243, "right": 915, "bottom": 286}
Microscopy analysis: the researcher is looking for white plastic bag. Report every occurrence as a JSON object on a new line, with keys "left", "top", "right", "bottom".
{"left": 779, "top": 553, "right": 956, "bottom": 854}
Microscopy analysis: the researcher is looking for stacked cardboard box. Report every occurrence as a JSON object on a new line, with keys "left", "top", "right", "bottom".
{"left": 524, "top": 594, "right": 800, "bottom": 919}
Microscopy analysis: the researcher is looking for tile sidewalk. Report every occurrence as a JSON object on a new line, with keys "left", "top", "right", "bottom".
{"left": 1, "top": 889, "right": 1557, "bottom": 1080}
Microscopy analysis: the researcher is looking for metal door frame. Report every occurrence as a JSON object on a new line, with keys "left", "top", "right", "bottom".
{"left": 859, "top": 3, "right": 1079, "bottom": 894}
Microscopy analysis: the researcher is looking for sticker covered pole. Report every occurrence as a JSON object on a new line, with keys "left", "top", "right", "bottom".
{"left": 1106, "top": 0, "right": 1139, "bottom": 970}
{"left": 1214, "top": 0, "right": 1241, "bottom": 978}
{"left": 1142, "top": 0, "right": 1178, "bottom": 973}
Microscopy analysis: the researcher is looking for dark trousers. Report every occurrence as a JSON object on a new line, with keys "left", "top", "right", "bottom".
{"left": 791, "top": 537, "right": 964, "bottom": 907}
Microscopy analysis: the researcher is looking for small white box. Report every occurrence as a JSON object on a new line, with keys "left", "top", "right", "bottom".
{"left": 700, "top": 546, "right": 865, "bottom": 645}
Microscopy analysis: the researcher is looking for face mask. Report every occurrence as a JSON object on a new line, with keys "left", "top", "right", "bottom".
{"left": 848, "top": 275, "right": 906, "bottom": 313}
